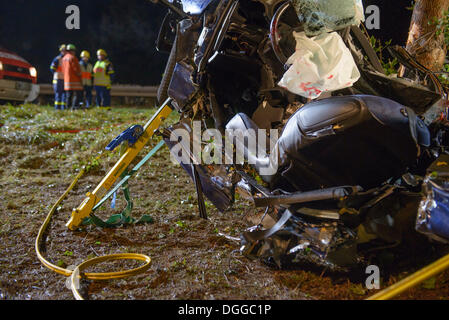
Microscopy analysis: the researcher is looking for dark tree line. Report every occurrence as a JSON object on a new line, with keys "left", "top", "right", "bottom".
{"left": 0, "top": 0, "right": 167, "bottom": 85}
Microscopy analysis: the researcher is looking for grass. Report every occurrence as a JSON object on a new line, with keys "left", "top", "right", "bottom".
{"left": 0, "top": 104, "right": 179, "bottom": 176}
{"left": 1, "top": 103, "right": 449, "bottom": 300}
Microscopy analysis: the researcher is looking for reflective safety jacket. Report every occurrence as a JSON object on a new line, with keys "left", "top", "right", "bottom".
{"left": 80, "top": 60, "right": 93, "bottom": 86}
{"left": 61, "top": 52, "right": 83, "bottom": 91}
{"left": 93, "top": 60, "right": 114, "bottom": 88}
{"left": 50, "top": 54, "right": 64, "bottom": 84}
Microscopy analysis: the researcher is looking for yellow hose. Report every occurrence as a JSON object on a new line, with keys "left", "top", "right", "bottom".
{"left": 35, "top": 159, "right": 152, "bottom": 300}
{"left": 367, "top": 252, "right": 449, "bottom": 300}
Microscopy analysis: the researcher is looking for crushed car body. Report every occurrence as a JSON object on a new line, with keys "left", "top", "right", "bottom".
{"left": 66, "top": 0, "right": 449, "bottom": 271}
{"left": 150, "top": 0, "right": 449, "bottom": 270}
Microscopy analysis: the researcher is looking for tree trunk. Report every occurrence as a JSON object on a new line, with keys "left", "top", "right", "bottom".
{"left": 405, "top": 0, "right": 449, "bottom": 72}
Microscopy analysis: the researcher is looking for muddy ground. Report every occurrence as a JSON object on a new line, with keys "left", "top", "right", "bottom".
{"left": 1, "top": 104, "right": 449, "bottom": 300}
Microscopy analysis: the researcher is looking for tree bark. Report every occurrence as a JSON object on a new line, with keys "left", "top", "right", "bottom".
{"left": 405, "top": 0, "right": 449, "bottom": 72}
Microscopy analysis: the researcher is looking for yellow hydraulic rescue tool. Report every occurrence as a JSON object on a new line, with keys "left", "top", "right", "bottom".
{"left": 66, "top": 99, "right": 173, "bottom": 230}
{"left": 36, "top": 99, "right": 173, "bottom": 299}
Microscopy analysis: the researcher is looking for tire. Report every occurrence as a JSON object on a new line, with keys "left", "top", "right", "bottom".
{"left": 157, "top": 36, "right": 177, "bottom": 105}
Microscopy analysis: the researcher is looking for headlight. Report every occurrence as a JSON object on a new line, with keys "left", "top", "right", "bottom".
{"left": 29, "top": 67, "right": 37, "bottom": 78}
{"left": 0, "top": 61, "right": 3, "bottom": 71}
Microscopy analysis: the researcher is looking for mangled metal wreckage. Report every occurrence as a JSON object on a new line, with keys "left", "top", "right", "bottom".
{"left": 69, "top": 0, "right": 449, "bottom": 271}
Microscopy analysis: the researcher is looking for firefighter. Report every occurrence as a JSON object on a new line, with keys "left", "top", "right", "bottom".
{"left": 50, "top": 44, "right": 67, "bottom": 110}
{"left": 93, "top": 49, "right": 114, "bottom": 108}
{"left": 80, "top": 50, "right": 93, "bottom": 108}
{"left": 62, "top": 44, "right": 83, "bottom": 110}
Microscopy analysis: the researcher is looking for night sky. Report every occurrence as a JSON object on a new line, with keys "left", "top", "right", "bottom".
{"left": 0, "top": 0, "right": 413, "bottom": 85}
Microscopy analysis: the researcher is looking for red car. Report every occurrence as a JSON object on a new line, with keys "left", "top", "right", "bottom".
{"left": 0, "top": 47, "right": 39, "bottom": 102}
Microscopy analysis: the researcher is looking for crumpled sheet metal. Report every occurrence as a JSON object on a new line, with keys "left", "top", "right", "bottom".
{"left": 163, "top": 123, "right": 235, "bottom": 212}
{"left": 417, "top": 176, "right": 449, "bottom": 244}
{"left": 241, "top": 209, "right": 358, "bottom": 270}
{"left": 291, "top": 0, "right": 365, "bottom": 36}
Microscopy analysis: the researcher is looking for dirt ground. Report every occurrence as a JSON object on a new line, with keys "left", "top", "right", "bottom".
{"left": 1, "top": 104, "right": 449, "bottom": 300}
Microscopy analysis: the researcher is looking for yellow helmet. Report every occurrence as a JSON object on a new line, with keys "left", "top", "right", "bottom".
{"left": 97, "top": 49, "right": 107, "bottom": 57}
{"left": 80, "top": 50, "right": 90, "bottom": 59}
{"left": 59, "top": 44, "right": 66, "bottom": 52}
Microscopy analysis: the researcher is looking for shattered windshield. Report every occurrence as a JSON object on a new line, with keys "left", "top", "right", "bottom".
{"left": 291, "top": 0, "right": 365, "bottom": 36}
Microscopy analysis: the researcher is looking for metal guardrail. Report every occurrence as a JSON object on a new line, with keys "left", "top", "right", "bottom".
{"left": 39, "top": 84, "right": 158, "bottom": 98}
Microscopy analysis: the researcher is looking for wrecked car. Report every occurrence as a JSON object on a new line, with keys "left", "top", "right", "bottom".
{"left": 151, "top": 0, "right": 449, "bottom": 271}
{"left": 66, "top": 0, "right": 449, "bottom": 272}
